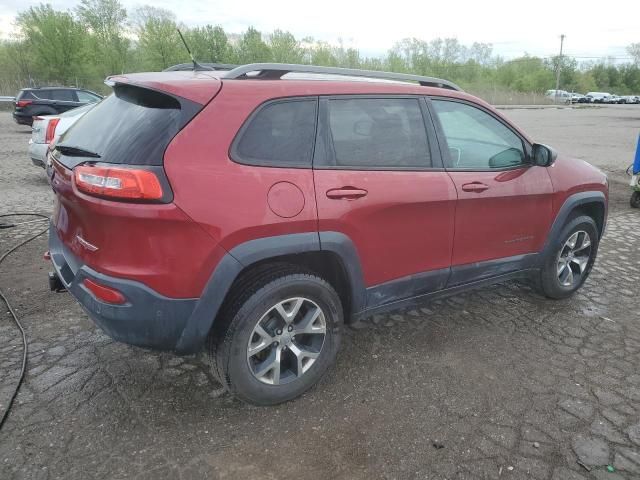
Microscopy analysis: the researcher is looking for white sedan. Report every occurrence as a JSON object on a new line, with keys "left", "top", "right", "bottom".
{"left": 29, "top": 103, "right": 95, "bottom": 168}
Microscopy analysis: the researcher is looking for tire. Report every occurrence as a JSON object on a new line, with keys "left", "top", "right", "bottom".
{"left": 208, "top": 267, "right": 343, "bottom": 405}
{"left": 538, "top": 215, "right": 599, "bottom": 299}
{"left": 631, "top": 191, "right": 640, "bottom": 209}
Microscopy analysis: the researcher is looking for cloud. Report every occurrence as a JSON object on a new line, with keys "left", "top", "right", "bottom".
{"left": 2, "top": 0, "right": 639, "bottom": 59}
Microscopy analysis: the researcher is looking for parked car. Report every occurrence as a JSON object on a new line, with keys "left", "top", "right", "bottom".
{"left": 570, "top": 92, "right": 587, "bottom": 103}
{"left": 544, "top": 89, "right": 572, "bottom": 104}
{"left": 621, "top": 95, "right": 638, "bottom": 104}
{"left": 46, "top": 64, "right": 608, "bottom": 405}
{"left": 13, "top": 86, "right": 102, "bottom": 126}
{"left": 585, "top": 92, "right": 611, "bottom": 103}
{"left": 29, "top": 103, "right": 95, "bottom": 168}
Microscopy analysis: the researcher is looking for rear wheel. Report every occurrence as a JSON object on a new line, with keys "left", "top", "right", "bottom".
{"left": 538, "top": 215, "right": 599, "bottom": 299}
{"left": 209, "top": 268, "right": 343, "bottom": 405}
{"left": 630, "top": 191, "right": 640, "bottom": 209}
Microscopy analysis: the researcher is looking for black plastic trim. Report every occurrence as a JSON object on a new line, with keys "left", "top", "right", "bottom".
{"left": 318, "top": 232, "right": 367, "bottom": 314}
{"left": 355, "top": 269, "right": 536, "bottom": 320}
{"left": 49, "top": 222, "right": 197, "bottom": 351}
{"left": 541, "top": 191, "right": 607, "bottom": 257}
{"left": 366, "top": 268, "right": 450, "bottom": 310}
{"left": 448, "top": 253, "right": 540, "bottom": 286}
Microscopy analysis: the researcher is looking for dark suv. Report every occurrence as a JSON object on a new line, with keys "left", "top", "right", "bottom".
{"left": 46, "top": 64, "right": 608, "bottom": 405}
{"left": 13, "top": 87, "right": 102, "bottom": 126}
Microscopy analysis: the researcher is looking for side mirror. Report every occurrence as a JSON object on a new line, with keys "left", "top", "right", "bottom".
{"left": 532, "top": 143, "right": 557, "bottom": 167}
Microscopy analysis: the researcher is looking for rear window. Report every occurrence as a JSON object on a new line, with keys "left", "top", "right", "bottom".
{"left": 231, "top": 98, "right": 318, "bottom": 168}
{"left": 17, "top": 90, "right": 37, "bottom": 100}
{"left": 57, "top": 84, "right": 182, "bottom": 166}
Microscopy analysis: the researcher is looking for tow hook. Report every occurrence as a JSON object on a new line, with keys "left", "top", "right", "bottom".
{"left": 48, "top": 271, "right": 66, "bottom": 292}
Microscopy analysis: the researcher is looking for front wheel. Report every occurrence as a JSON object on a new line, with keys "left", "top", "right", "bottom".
{"left": 209, "top": 269, "right": 343, "bottom": 405}
{"left": 631, "top": 191, "right": 640, "bottom": 209}
{"left": 538, "top": 215, "right": 599, "bottom": 299}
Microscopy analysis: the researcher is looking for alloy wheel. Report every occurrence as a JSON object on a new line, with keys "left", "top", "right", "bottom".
{"left": 557, "top": 230, "right": 592, "bottom": 287}
{"left": 247, "top": 297, "right": 327, "bottom": 385}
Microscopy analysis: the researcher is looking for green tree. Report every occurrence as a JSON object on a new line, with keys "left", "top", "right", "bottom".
{"left": 17, "top": 4, "right": 90, "bottom": 84}
{"left": 134, "top": 6, "right": 185, "bottom": 70}
{"left": 269, "top": 30, "right": 303, "bottom": 63}
{"left": 237, "top": 27, "right": 271, "bottom": 63}
{"left": 185, "top": 25, "right": 234, "bottom": 64}
{"left": 76, "top": 0, "right": 130, "bottom": 75}
{"left": 627, "top": 43, "right": 640, "bottom": 66}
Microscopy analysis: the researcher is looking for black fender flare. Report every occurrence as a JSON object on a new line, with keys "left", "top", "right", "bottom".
{"left": 540, "top": 191, "right": 607, "bottom": 261}
{"left": 175, "top": 231, "right": 366, "bottom": 354}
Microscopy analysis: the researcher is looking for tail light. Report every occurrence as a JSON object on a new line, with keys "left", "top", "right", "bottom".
{"left": 74, "top": 164, "right": 163, "bottom": 201}
{"left": 83, "top": 278, "right": 126, "bottom": 304}
{"left": 16, "top": 100, "right": 32, "bottom": 108}
{"left": 45, "top": 118, "right": 60, "bottom": 144}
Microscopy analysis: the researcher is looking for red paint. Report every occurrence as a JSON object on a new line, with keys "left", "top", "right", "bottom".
{"left": 447, "top": 167, "right": 554, "bottom": 265}
{"left": 51, "top": 158, "right": 224, "bottom": 298}
{"left": 267, "top": 182, "right": 305, "bottom": 218}
{"left": 50, "top": 72, "right": 608, "bottom": 303}
{"left": 314, "top": 170, "right": 457, "bottom": 286}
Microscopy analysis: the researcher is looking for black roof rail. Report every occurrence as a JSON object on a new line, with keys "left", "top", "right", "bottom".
{"left": 223, "top": 63, "right": 462, "bottom": 91}
{"left": 163, "top": 62, "right": 238, "bottom": 72}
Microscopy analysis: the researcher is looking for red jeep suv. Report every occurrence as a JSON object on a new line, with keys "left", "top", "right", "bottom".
{"left": 46, "top": 63, "right": 608, "bottom": 405}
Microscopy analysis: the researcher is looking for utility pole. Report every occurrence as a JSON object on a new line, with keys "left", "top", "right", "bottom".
{"left": 554, "top": 34, "right": 565, "bottom": 102}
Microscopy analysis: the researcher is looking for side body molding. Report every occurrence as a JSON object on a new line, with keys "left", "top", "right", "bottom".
{"left": 175, "top": 231, "right": 367, "bottom": 354}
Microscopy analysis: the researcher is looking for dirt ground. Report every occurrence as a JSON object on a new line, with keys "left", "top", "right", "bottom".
{"left": 1, "top": 105, "right": 640, "bottom": 480}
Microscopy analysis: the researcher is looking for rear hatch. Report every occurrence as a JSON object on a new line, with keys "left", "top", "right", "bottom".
{"left": 49, "top": 72, "right": 222, "bottom": 298}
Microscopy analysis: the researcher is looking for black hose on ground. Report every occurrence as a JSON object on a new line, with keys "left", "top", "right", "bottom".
{"left": 0, "top": 213, "right": 49, "bottom": 431}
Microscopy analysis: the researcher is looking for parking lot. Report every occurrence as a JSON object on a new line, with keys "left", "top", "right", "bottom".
{"left": 1, "top": 105, "right": 640, "bottom": 479}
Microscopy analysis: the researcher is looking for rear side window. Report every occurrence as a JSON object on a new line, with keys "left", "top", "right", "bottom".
{"left": 57, "top": 84, "right": 182, "bottom": 166}
{"left": 51, "top": 89, "right": 75, "bottom": 101}
{"left": 323, "top": 98, "right": 430, "bottom": 169}
{"left": 36, "top": 90, "right": 53, "bottom": 100}
{"left": 232, "top": 98, "right": 317, "bottom": 168}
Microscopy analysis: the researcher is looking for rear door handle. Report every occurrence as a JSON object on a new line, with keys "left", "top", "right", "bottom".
{"left": 326, "top": 187, "right": 368, "bottom": 200}
{"left": 461, "top": 182, "right": 489, "bottom": 193}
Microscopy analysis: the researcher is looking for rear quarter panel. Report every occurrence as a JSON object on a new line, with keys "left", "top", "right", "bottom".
{"left": 163, "top": 82, "right": 318, "bottom": 252}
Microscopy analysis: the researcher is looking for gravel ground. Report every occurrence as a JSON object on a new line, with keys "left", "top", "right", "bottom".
{"left": 1, "top": 105, "right": 640, "bottom": 480}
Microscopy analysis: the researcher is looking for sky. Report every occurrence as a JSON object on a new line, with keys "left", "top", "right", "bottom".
{"left": 0, "top": 0, "right": 638, "bottom": 61}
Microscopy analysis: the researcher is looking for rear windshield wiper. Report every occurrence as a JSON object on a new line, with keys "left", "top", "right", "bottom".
{"left": 55, "top": 145, "right": 101, "bottom": 158}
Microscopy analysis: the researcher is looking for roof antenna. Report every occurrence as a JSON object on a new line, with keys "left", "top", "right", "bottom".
{"left": 176, "top": 29, "right": 212, "bottom": 71}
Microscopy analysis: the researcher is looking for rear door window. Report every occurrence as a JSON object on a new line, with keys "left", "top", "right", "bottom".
{"left": 51, "top": 89, "right": 75, "bottom": 101}
{"left": 320, "top": 97, "right": 431, "bottom": 169}
{"left": 34, "top": 90, "right": 52, "bottom": 100}
{"left": 231, "top": 98, "right": 318, "bottom": 168}
{"left": 57, "top": 84, "right": 182, "bottom": 166}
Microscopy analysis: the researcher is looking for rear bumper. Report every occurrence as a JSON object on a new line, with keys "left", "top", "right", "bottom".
{"left": 13, "top": 112, "right": 32, "bottom": 125}
{"left": 29, "top": 142, "right": 47, "bottom": 168}
{"left": 48, "top": 222, "right": 198, "bottom": 351}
